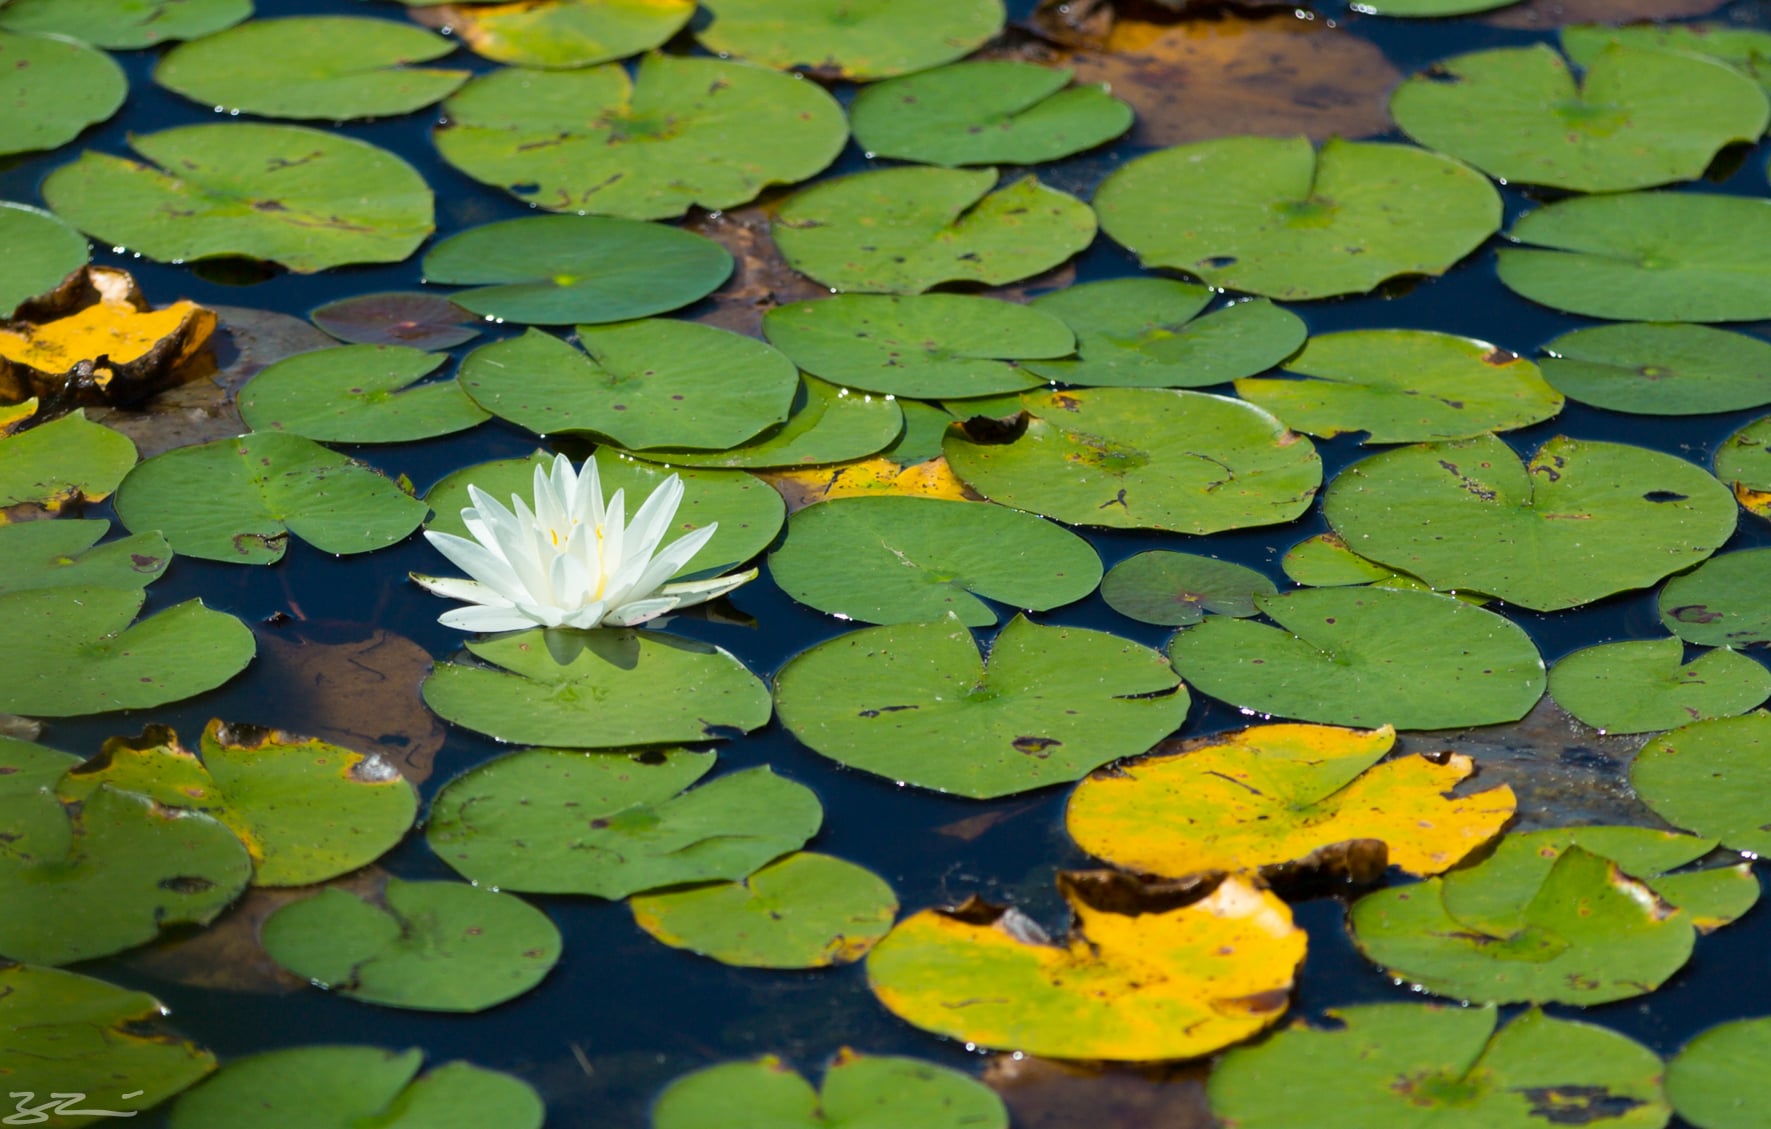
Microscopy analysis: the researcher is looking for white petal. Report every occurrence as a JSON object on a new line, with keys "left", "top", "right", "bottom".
{"left": 625, "top": 522, "right": 719, "bottom": 598}
{"left": 625, "top": 474, "right": 684, "bottom": 562}
{"left": 600, "top": 488, "right": 627, "bottom": 586}
{"left": 438, "top": 604, "right": 541, "bottom": 633}
{"left": 533, "top": 460, "right": 570, "bottom": 539}
{"left": 410, "top": 572, "right": 513, "bottom": 607}
{"left": 603, "top": 595, "right": 680, "bottom": 627}
{"left": 559, "top": 600, "right": 611, "bottom": 630}
{"left": 423, "top": 531, "right": 531, "bottom": 604}
{"left": 660, "top": 566, "right": 757, "bottom": 609}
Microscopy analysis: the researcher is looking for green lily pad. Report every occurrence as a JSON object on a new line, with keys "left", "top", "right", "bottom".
{"left": 1392, "top": 43, "right": 1767, "bottom": 193}
{"left": 1499, "top": 192, "right": 1771, "bottom": 322}
{"left": 425, "top": 450, "right": 785, "bottom": 578}
{"left": 1659, "top": 549, "right": 1771, "bottom": 647}
{"left": 1667, "top": 1017, "right": 1771, "bottom": 1129}
{"left": 943, "top": 387, "right": 1322, "bottom": 533}
{"left": 1632, "top": 712, "right": 1771, "bottom": 854}
{"left": 437, "top": 55, "right": 845, "bottom": 221}
{"left": 652, "top": 1051, "right": 1008, "bottom": 1129}
{"left": 1283, "top": 532, "right": 1411, "bottom": 588}
{"left": 694, "top": 0, "right": 1004, "bottom": 80}
{"left": 630, "top": 851, "right": 898, "bottom": 969}
{"left": 459, "top": 323, "right": 797, "bottom": 451}
{"left": 169, "top": 1047, "right": 543, "bottom": 1129}
{"left": 849, "top": 61, "right": 1130, "bottom": 167}
{"left": 1350, "top": 845, "right": 1695, "bottom": 1004}
{"left": 773, "top": 168, "right": 1096, "bottom": 295}
{"left": 444, "top": 0, "right": 694, "bottom": 69}
{"left": 0, "top": 586, "right": 255, "bottom": 717}
{"left": 58, "top": 720, "right": 419, "bottom": 887}
{"left": 1353, "top": 0, "right": 1519, "bottom": 13}
{"left": 775, "top": 615, "right": 1188, "bottom": 799}
{"left": 885, "top": 400, "right": 958, "bottom": 465}
{"left": 1549, "top": 637, "right": 1770, "bottom": 734}
{"left": 0, "top": 201, "right": 88, "bottom": 318}
{"left": 308, "top": 292, "right": 480, "bottom": 351}
{"left": 1094, "top": 136, "right": 1502, "bottom": 301}
{"left": 262, "top": 878, "right": 560, "bottom": 1012}
{"left": 0, "top": 785, "right": 251, "bottom": 965}
{"left": 0, "top": 31, "right": 125, "bottom": 158}
{"left": 1101, "top": 551, "right": 1277, "bottom": 627}
{"left": 0, "top": 0, "right": 249, "bottom": 48}
{"left": 422, "top": 215, "right": 732, "bottom": 325}
{"left": 44, "top": 124, "right": 434, "bottom": 274}
{"left": 1, "top": 964, "right": 215, "bottom": 1118}
{"left": 0, "top": 410, "right": 135, "bottom": 513}
{"left": 427, "top": 748, "right": 822, "bottom": 898}
{"left": 1022, "top": 280, "right": 1306, "bottom": 390}
{"left": 238, "top": 344, "right": 489, "bottom": 443}
{"left": 115, "top": 432, "right": 429, "bottom": 564}
{"left": 0, "top": 519, "right": 168, "bottom": 595}
{"left": 767, "top": 495, "right": 1101, "bottom": 626}
{"left": 155, "top": 17, "right": 468, "bottom": 120}
{"left": 642, "top": 376, "right": 904, "bottom": 470}
{"left": 422, "top": 628, "right": 772, "bottom": 747}
{"left": 0, "top": 735, "right": 80, "bottom": 799}
{"left": 1168, "top": 587, "right": 1544, "bottom": 729}
{"left": 1209, "top": 1005, "right": 1670, "bottom": 1129}
{"left": 762, "top": 294, "right": 1074, "bottom": 399}
{"left": 1540, "top": 323, "right": 1771, "bottom": 415}
{"left": 1236, "top": 330, "right": 1563, "bottom": 443}
{"left": 1564, "top": 22, "right": 1771, "bottom": 92}
{"left": 1716, "top": 415, "right": 1771, "bottom": 498}
{"left": 1323, "top": 433, "right": 1736, "bottom": 611}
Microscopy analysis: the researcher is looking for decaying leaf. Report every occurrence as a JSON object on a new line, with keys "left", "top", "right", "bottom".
{"left": 762, "top": 456, "right": 980, "bottom": 513}
{"left": 1067, "top": 723, "right": 1516, "bottom": 881}
{"left": 681, "top": 201, "right": 827, "bottom": 338}
{"left": 984, "top": 1055, "right": 1215, "bottom": 1129}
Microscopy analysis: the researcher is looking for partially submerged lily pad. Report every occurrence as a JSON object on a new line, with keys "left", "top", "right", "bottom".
{"left": 1549, "top": 638, "right": 1770, "bottom": 734}
{"left": 0, "top": 519, "right": 167, "bottom": 595}
{"left": 239, "top": 344, "right": 489, "bottom": 443}
{"left": 426, "top": 748, "right": 822, "bottom": 898}
{"left": 309, "top": 292, "right": 480, "bottom": 351}
{"left": 0, "top": 0, "right": 249, "bottom": 48}
{"left": 0, "top": 202, "right": 88, "bottom": 319}
{"left": 641, "top": 377, "right": 903, "bottom": 470}
{"left": 775, "top": 615, "right": 1187, "bottom": 799}
{"left": 1631, "top": 712, "right": 1771, "bottom": 854}
{"left": 694, "top": 0, "right": 1005, "bottom": 80}
{"left": 1658, "top": 548, "right": 1771, "bottom": 647}
{"left": 1540, "top": 322, "right": 1771, "bottom": 415}
{"left": 653, "top": 1051, "right": 1008, "bottom": 1129}
{"left": 0, "top": 31, "right": 126, "bottom": 158}
{"left": 1099, "top": 551, "right": 1276, "bottom": 627}
{"left": 767, "top": 495, "right": 1101, "bottom": 626}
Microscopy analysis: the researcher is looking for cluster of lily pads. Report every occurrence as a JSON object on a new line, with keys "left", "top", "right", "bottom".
{"left": 7, "top": 0, "right": 1771, "bottom": 1125}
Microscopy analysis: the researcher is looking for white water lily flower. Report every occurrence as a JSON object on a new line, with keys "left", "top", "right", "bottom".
{"left": 411, "top": 454, "right": 756, "bottom": 633}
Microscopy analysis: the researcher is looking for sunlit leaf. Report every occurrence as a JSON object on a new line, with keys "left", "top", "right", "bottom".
{"left": 436, "top": 0, "right": 694, "bottom": 69}
{"left": 1667, "top": 1016, "right": 1771, "bottom": 1129}
{"left": 1631, "top": 712, "right": 1771, "bottom": 854}
{"left": 762, "top": 455, "right": 977, "bottom": 513}
{"left": 0, "top": 31, "right": 126, "bottom": 157}
{"left": 0, "top": 410, "right": 135, "bottom": 519}
{"left": 640, "top": 376, "right": 903, "bottom": 470}
{"left": 1549, "top": 638, "right": 1770, "bottom": 734}
{"left": 0, "top": 519, "right": 167, "bottom": 596}
{"left": 0, "top": 0, "right": 248, "bottom": 48}
{"left": 238, "top": 343, "right": 488, "bottom": 443}
{"left": 1658, "top": 548, "right": 1771, "bottom": 647}
{"left": 694, "top": 0, "right": 1004, "bottom": 80}
{"left": 1100, "top": 550, "right": 1276, "bottom": 627}
{"left": 653, "top": 1051, "right": 1008, "bottom": 1129}
{"left": 0, "top": 202, "right": 87, "bottom": 319}
{"left": 1540, "top": 322, "right": 1771, "bottom": 415}
{"left": 1563, "top": 21, "right": 1771, "bottom": 92}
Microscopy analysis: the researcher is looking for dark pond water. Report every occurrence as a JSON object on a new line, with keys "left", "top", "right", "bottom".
{"left": 9, "top": 0, "right": 1771, "bottom": 1125}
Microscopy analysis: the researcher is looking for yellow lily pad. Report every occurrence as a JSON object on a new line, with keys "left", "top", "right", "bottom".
{"left": 0, "top": 273, "right": 215, "bottom": 407}
{"left": 761, "top": 456, "right": 977, "bottom": 513}
{"left": 865, "top": 871, "right": 1305, "bottom": 1060}
{"left": 1066, "top": 723, "right": 1516, "bottom": 881}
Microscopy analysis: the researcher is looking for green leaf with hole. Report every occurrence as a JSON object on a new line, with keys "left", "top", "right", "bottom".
{"left": 0, "top": 410, "right": 134, "bottom": 513}
{"left": 694, "top": 0, "right": 1004, "bottom": 80}
{"left": 437, "top": 54, "right": 845, "bottom": 221}
{"left": 1659, "top": 549, "right": 1771, "bottom": 648}
{"left": 1, "top": 964, "right": 215, "bottom": 1118}
{"left": 0, "top": 0, "right": 248, "bottom": 48}
{"left": 1324, "top": 433, "right": 1735, "bottom": 611}
{"left": 115, "top": 432, "right": 428, "bottom": 564}
{"left": 0, "top": 786, "right": 251, "bottom": 965}
{"left": 238, "top": 344, "right": 488, "bottom": 443}
{"left": 0, "top": 201, "right": 87, "bottom": 318}
{"left": 261, "top": 878, "right": 560, "bottom": 1012}
{"left": 943, "top": 387, "right": 1321, "bottom": 533}
{"left": 0, "top": 519, "right": 168, "bottom": 596}
{"left": 169, "top": 1047, "right": 543, "bottom": 1129}
{"left": 1632, "top": 712, "right": 1771, "bottom": 854}
{"left": 1094, "top": 137, "right": 1501, "bottom": 301}
{"left": 443, "top": 0, "right": 694, "bottom": 68}
{"left": 641, "top": 376, "right": 904, "bottom": 470}
{"left": 762, "top": 294, "right": 1073, "bottom": 399}
{"left": 631, "top": 852, "right": 898, "bottom": 969}
{"left": 422, "top": 215, "right": 732, "bottom": 325}
{"left": 0, "top": 30, "right": 126, "bottom": 157}
{"left": 0, "top": 586, "right": 254, "bottom": 717}
{"left": 1499, "top": 192, "right": 1771, "bottom": 322}
{"left": 774, "top": 168, "right": 1095, "bottom": 295}
{"left": 1549, "top": 638, "right": 1770, "bottom": 734}
{"left": 1169, "top": 587, "right": 1543, "bottom": 729}
{"left": 1209, "top": 1005, "right": 1670, "bottom": 1129}
{"left": 849, "top": 61, "right": 1130, "bottom": 167}
{"left": 1392, "top": 43, "right": 1767, "bottom": 193}
{"left": 422, "top": 628, "right": 772, "bottom": 747}
{"left": 653, "top": 1051, "right": 1008, "bottom": 1129}
{"left": 1101, "top": 551, "right": 1276, "bottom": 627}
{"left": 459, "top": 323, "right": 797, "bottom": 451}
{"left": 768, "top": 495, "right": 1101, "bottom": 626}
{"left": 1022, "top": 280, "right": 1306, "bottom": 390}
{"left": 1351, "top": 845, "right": 1695, "bottom": 1005}
{"left": 1236, "top": 330, "right": 1562, "bottom": 443}
{"left": 1540, "top": 323, "right": 1771, "bottom": 415}
{"left": 43, "top": 124, "right": 434, "bottom": 274}
{"left": 155, "top": 17, "right": 468, "bottom": 120}
{"left": 1667, "top": 1016, "right": 1771, "bottom": 1129}
{"left": 427, "top": 748, "right": 822, "bottom": 898}
{"left": 775, "top": 615, "right": 1187, "bottom": 799}
{"left": 426, "top": 450, "right": 785, "bottom": 578}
